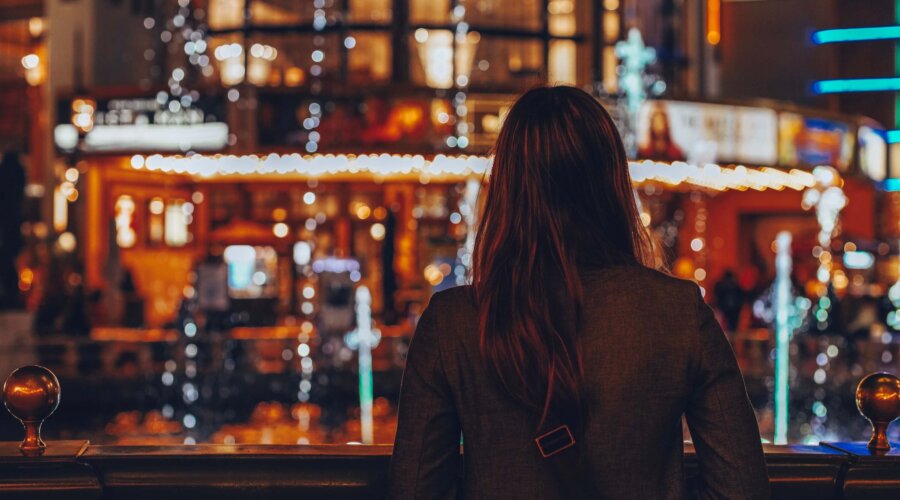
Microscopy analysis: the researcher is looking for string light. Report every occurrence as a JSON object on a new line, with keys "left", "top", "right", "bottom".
{"left": 135, "top": 153, "right": 492, "bottom": 178}
{"left": 457, "top": 178, "right": 481, "bottom": 284}
{"left": 305, "top": 1, "right": 329, "bottom": 154}
{"left": 689, "top": 192, "right": 708, "bottom": 285}
{"left": 21, "top": 53, "right": 44, "bottom": 86}
{"left": 71, "top": 98, "right": 96, "bottom": 133}
{"left": 799, "top": 166, "right": 846, "bottom": 443}
{"left": 140, "top": 0, "right": 210, "bottom": 154}
{"left": 451, "top": 3, "right": 476, "bottom": 150}
{"left": 802, "top": 166, "right": 847, "bottom": 305}
{"left": 214, "top": 43, "right": 245, "bottom": 86}
{"left": 629, "top": 161, "right": 817, "bottom": 191}
{"left": 131, "top": 153, "right": 820, "bottom": 191}
{"left": 247, "top": 43, "right": 277, "bottom": 86}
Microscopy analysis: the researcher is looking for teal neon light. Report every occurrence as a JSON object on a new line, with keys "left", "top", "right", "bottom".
{"left": 882, "top": 179, "right": 900, "bottom": 191}
{"left": 887, "top": 130, "right": 900, "bottom": 143}
{"left": 896, "top": 1, "right": 900, "bottom": 128}
{"left": 813, "top": 25, "right": 900, "bottom": 44}
{"left": 812, "top": 77, "right": 900, "bottom": 94}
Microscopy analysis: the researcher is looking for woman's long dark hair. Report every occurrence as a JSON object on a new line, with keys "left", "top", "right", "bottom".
{"left": 472, "top": 86, "right": 659, "bottom": 428}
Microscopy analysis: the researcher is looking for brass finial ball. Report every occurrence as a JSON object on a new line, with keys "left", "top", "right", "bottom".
{"left": 3, "top": 365, "right": 61, "bottom": 455}
{"left": 3, "top": 365, "right": 60, "bottom": 422}
{"left": 856, "top": 372, "right": 900, "bottom": 453}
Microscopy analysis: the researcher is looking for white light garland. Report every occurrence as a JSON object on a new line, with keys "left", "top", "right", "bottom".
{"left": 305, "top": 0, "right": 328, "bottom": 154}
{"left": 135, "top": 153, "right": 491, "bottom": 178}
{"left": 130, "top": 153, "right": 821, "bottom": 191}
{"left": 630, "top": 160, "right": 817, "bottom": 192}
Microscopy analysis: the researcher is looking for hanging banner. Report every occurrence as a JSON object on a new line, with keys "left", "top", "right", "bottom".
{"left": 858, "top": 126, "right": 887, "bottom": 181}
{"left": 637, "top": 100, "right": 779, "bottom": 166}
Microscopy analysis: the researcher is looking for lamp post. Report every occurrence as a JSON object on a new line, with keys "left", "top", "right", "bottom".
{"left": 773, "top": 231, "right": 793, "bottom": 445}
{"left": 344, "top": 286, "right": 381, "bottom": 444}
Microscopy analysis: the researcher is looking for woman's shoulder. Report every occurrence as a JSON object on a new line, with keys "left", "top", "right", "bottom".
{"left": 583, "top": 264, "right": 704, "bottom": 314}
{"left": 425, "top": 285, "right": 477, "bottom": 316}
{"left": 587, "top": 264, "right": 700, "bottom": 293}
{"left": 411, "top": 286, "right": 477, "bottom": 356}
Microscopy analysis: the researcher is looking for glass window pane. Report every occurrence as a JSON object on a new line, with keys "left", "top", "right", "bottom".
{"left": 208, "top": 33, "right": 248, "bottom": 87}
{"left": 604, "top": 10, "right": 621, "bottom": 43}
{"left": 467, "top": 96, "right": 511, "bottom": 150}
{"left": 208, "top": 0, "right": 246, "bottom": 30}
{"left": 247, "top": 34, "right": 342, "bottom": 87}
{"left": 548, "top": 0, "right": 576, "bottom": 36}
{"left": 466, "top": 38, "right": 544, "bottom": 88}
{"left": 411, "top": 31, "right": 544, "bottom": 89}
{"left": 410, "top": 0, "right": 451, "bottom": 24}
{"left": 164, "top": 200, "right": 190, "bottom": 247}
{"left": 466, "top": 0, "right": 542, "bottom": 30}
{"left": 548, "top": 39, "right": 577, "bottom": 85}
{"left": 410, "top": 29, "right": 476, "bottom": 89}
{"left": 115, "top": 196, "right": 138, "bottom": 248}
{"left": 348, "top": 32, "right": 392, "bottom": 83}
{"left": 603, "top": 45, "right": 618, "bottom": 93}
{"left": 348, "top": 0, "right": 393, "bottom": 23}
{"left": 250, "top": 0, "right": 314, "bottom": 25}
{"left": 411, "top": 0, "right": 544, "bottom": 30}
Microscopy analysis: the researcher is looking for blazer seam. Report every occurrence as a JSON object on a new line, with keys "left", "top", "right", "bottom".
{"left": 410, "top": 313, "right": 439, "bottom": 497}
{"left": 411, "top": 298, "right": 456, "bottom": 499}
{"left": 698, "top": 292, "right": 752, "bottom": 497}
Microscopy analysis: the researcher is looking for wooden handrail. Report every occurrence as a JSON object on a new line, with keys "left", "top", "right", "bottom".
{"left": 2, "top": 366, "right": 900, "bottom": 499}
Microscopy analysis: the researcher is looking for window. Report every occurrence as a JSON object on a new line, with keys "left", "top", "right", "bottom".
{"left": 206, "top": 0, "right": 591, "bottom": 90}
{"left": 164, "top": 200, "right": 190, "bottom": 247}
{"left": 348, "top": 0, "right": 393, "bottom": 23}
{"left": 548, "top": 39, "right": 577, "bottom": 85}
{"left": 116, "top": 196, "right": 137, "bottom": 248}
{"left": 348, "top": 32, "right": 392, "bottom": 83}
{"left": 463, "top": 38, "right": 544, "bottom": 88}
{"left": 224, "top": 245, "right": 279, "bottom": 298}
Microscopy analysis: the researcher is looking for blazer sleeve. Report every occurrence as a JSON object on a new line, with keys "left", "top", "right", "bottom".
{"left": 388, "top": 296, "right": 461, "bottom": 500}
{"left": 685, "top": 287, "right": 771, "bottom": 500}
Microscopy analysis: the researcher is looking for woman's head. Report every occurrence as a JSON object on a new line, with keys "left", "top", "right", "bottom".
{"left": 472, "top": 85, "right": 658, "bottom": 426}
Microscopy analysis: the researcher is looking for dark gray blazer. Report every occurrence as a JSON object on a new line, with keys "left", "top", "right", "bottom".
{"left": 389, "top": 265, "right": 770, "bottom": 499}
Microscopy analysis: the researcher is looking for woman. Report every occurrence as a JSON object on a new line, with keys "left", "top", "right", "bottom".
{"left": 389, "top": 86, "right": 769, "bottom": 499}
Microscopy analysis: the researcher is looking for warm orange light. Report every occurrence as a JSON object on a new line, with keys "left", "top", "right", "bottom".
{"left": 18, "top": 268, "right": 34, "bottom": 292}
{"left": 707, "top": 0, "right": 721, "bottom": 46}
{"left": 53, "top": 186, "right": 68, "bottom": 232}
{"left": 284, "top": 67, "right": 305, "bottom": 87}
{"left": 71, "top": 97, "right": 96, "bottom": 132}
{"left": 355, "top": 204, "right": 372, "bottom": 220}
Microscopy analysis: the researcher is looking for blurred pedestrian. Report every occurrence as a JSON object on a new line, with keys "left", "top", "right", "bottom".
{"left": 0, "top": 151, "right": 26, "bottom": 310}
{"left": 714, "top": 269, "right": 744, "bottom": 331}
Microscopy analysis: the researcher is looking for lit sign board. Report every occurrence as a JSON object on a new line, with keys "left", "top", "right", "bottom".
{"left": 858, "top": 126, "right": 887, "bottom": 181}
{"left": 54, "top": 94, "right": 228, "bottom": 153}
{"left": 778, "top": 114, "right": 854, "bottom": 171}
{"left": 637, "top": 100, "right": 778, "bottom": 166}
